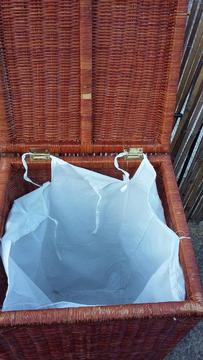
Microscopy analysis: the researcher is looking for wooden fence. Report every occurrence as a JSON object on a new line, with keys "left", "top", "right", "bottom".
{"left": 171, "top": 0, "right": 203, "bottom": 223}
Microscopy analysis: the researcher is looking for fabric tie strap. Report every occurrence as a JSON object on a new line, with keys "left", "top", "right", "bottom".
{"left": 22, "top": 153, "right": 41, "bottom": 187}
{"left": 114, "top": 151, "right": 130, "bottom": 181}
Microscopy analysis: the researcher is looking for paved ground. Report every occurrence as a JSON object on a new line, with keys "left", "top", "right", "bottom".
{"left": 166, "top": 221, "right": 203, "bottom": 359}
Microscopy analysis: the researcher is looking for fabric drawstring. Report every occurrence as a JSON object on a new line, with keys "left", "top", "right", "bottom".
{"left": 22, "top": 151, "right": 132, "bottom": 236}
{"left": 48, "top": 216, "right": 62, "bottom": 260}
{"left": 179, "top": 236, "right": 191, "bottom": 240}
{"left": 92, "top": 189, "right": 102, "bottom": 234}
{"left": 48, "top": 216, "right": 58, "bottom": 237}
{"left": 22, "top": 153, "right": 41, "bottom": 187}
{"left": 114, "top": 151, "right": 130, "bottom": 181}
{"left": 23, "top": 151, "right": 130, "bottom": 186}
{"left": 92, "top": 151, "right": 130, "bottom": 234}
{"left": 22, "top": 153, "right": 61, "bottom": 257}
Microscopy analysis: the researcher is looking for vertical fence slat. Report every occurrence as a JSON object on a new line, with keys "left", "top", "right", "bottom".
{"left": 180, "top": 1, "right": 202, "bottom": 75}
{"left": 176, "top": 19, "right": 203, "bottom": 112}
{"left": 172, "top": 1, "right": 203, "bottom": 222}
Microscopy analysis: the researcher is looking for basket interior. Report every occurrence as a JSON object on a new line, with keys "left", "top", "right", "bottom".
{"left": 0, "top": 157, "right": 174, "bottom": 308}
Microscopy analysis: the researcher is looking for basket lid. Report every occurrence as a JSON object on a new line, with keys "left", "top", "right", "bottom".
{"left": 0, "top": 0, "right": 187, "bottom": 154}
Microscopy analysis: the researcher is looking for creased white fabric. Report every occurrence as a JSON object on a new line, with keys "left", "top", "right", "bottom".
{"left": 1, "top": 153, "right": 185, "bottom": 311}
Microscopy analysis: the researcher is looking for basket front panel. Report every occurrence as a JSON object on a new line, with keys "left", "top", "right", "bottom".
{"left": 0, "top": 318, "right": 198, "bottom": 360}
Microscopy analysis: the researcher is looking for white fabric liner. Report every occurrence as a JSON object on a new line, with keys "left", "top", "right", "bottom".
{"left": 1, "top": 153, "right": 185, "bottom": 311}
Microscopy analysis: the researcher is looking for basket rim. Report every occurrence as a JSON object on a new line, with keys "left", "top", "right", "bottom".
{"left": 0, "top": 299, "right": 202, "bottom": 328}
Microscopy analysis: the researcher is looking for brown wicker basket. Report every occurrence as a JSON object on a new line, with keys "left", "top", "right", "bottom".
{"left": 0, "top": 1, "right": 202, "bottom": 359}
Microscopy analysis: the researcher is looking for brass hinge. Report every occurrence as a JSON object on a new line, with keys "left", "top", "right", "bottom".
{"left": 30, "top": 149, "right": 50, "bottom": 161}
{"left": 124, "top": 147, "right": 143, "bottom": 160}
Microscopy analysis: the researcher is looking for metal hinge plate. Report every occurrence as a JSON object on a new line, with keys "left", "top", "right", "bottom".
{"left": 30, "top": 149, "right": 50, "bottom": 161}
{"left": 124, "top": 147, "right": 144, "bottom": 160}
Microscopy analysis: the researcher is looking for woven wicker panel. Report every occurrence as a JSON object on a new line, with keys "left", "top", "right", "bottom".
{"left": 92, "top": 0, "right": 178, "bottom": 145}
{"left": 0, "top": 318, "right": 199, "bottom": 360}
{"left": 0, "top": 0, "right": 80, "bottom": 144}
{"left": 0, "top": 0, "right": 186, "bottom": 152}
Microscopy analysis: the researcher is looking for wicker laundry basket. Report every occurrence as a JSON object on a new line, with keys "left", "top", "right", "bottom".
{"left": 0, "top": 1, "right": 202, "bottom": 359}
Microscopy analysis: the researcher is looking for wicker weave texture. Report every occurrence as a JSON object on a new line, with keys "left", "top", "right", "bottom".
{"left": 0, "top": 318, "right": 199, "bottom": 360}
{"left": 0, "top": 1, "right": 80, "bottom": 144}
{"left": 92, "top": 0, "right": 176, "bottom": 144}
{"left": 0, "top": 0, "right": 187, "bottom": 152}
{"left": 0, "top": 1, "right": 202, "bottom": 358}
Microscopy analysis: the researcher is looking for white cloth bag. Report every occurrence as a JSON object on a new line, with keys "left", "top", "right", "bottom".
{"left": 1, "top": 153, "right": 185, "bottom": 311}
